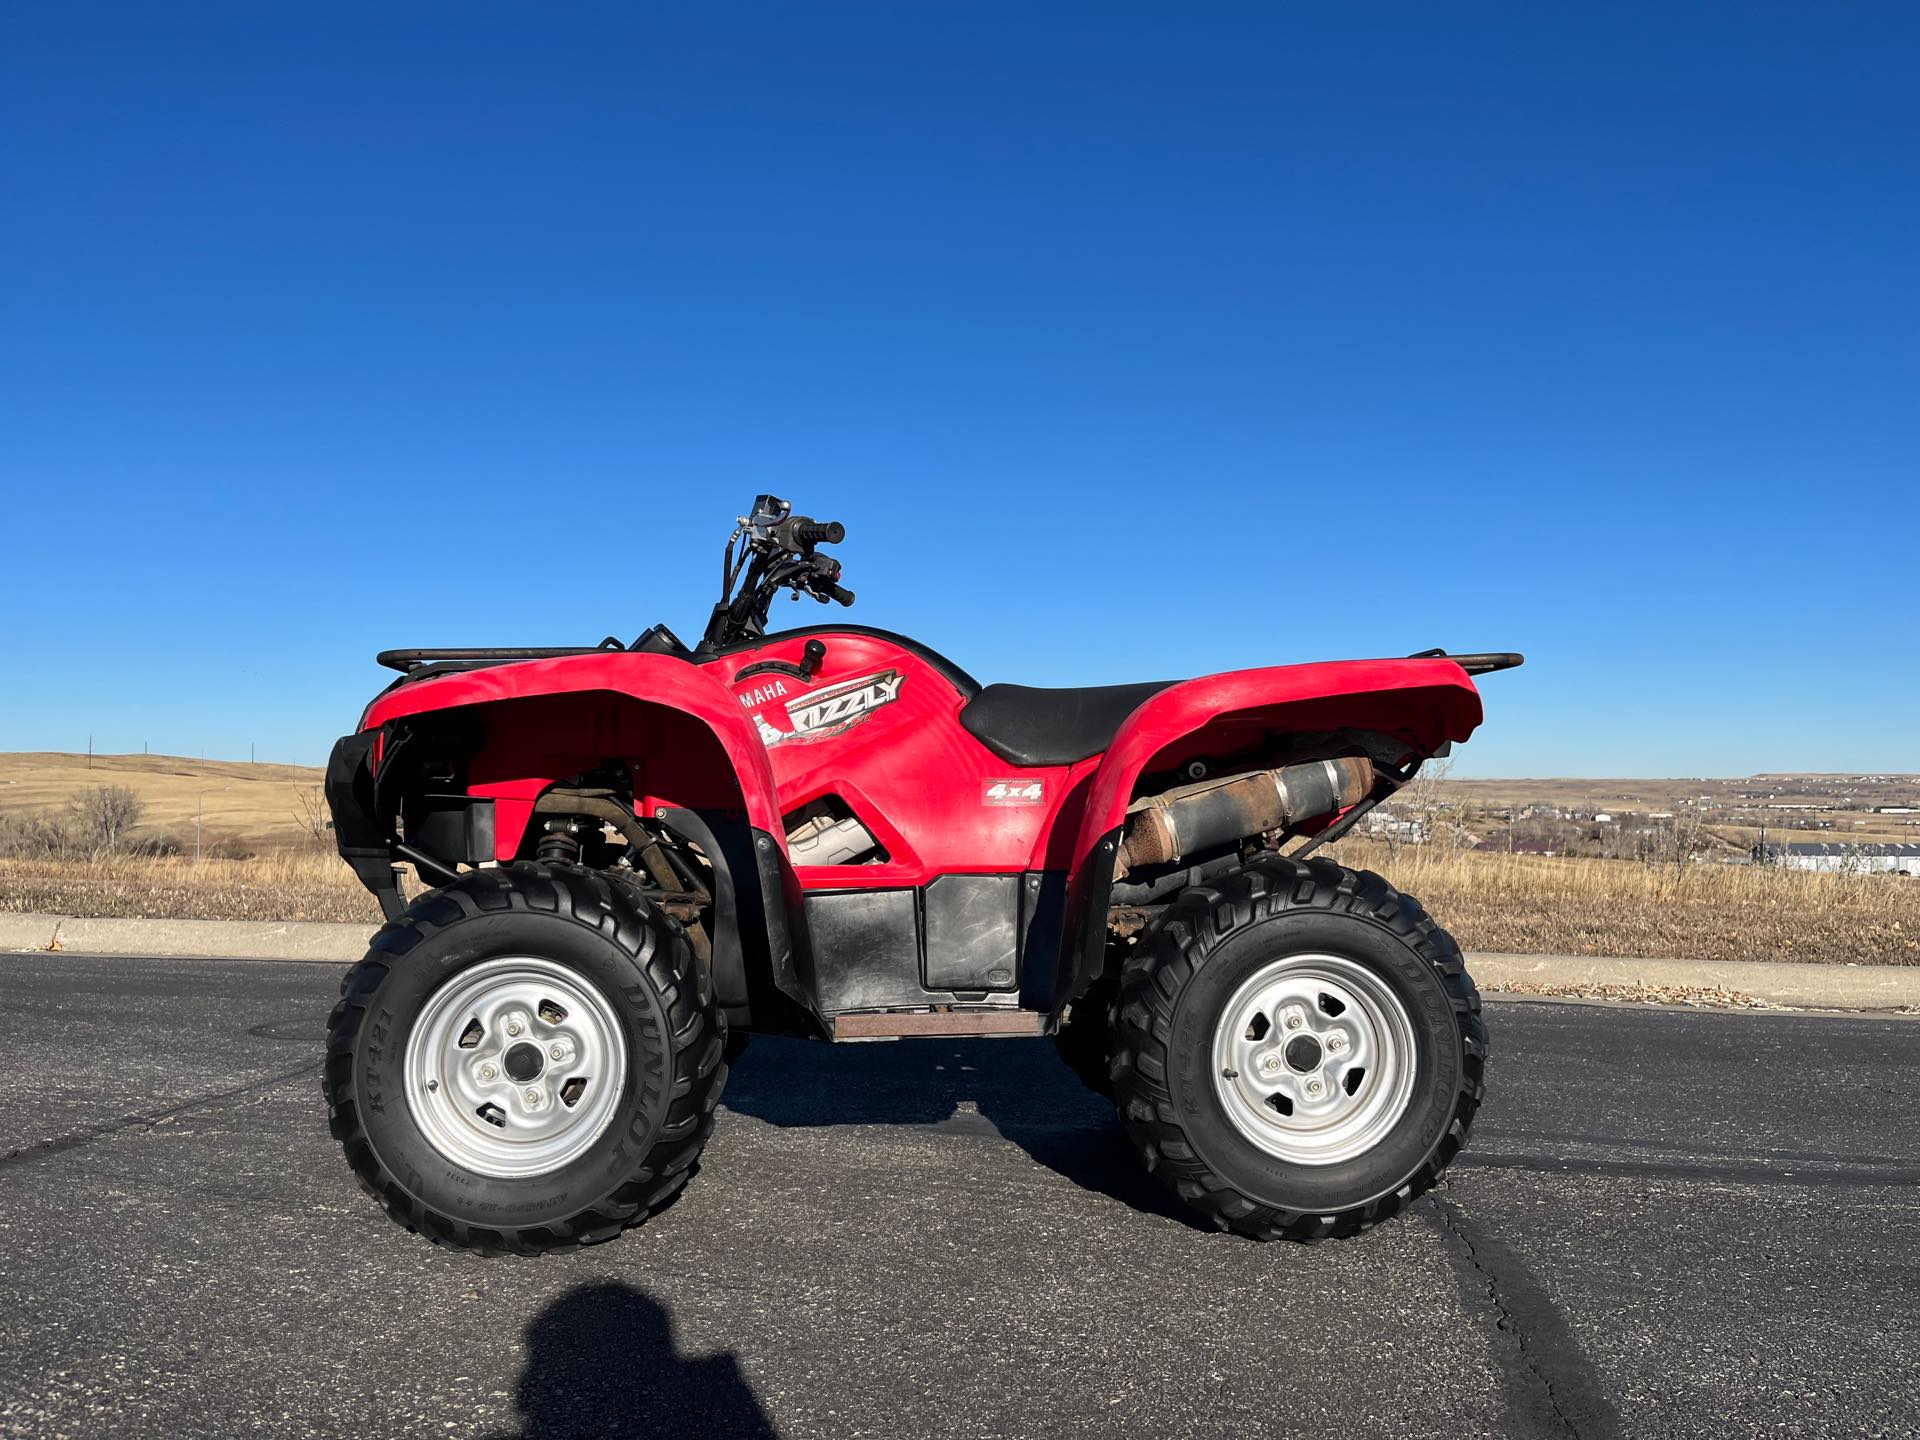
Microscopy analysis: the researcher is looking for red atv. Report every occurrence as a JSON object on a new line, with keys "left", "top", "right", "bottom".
{"left": 323, "top": 496, "right": 1519, "bottom": 1253}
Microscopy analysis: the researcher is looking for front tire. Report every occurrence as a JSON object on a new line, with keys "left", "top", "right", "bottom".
{"left": 324, "top": 863, "right": 726, "bottom": 1255}
{"left": 1109, "top": 855, "right": 1485, "bottom": 1240}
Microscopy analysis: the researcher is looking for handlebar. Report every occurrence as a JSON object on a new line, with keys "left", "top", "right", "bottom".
{"left": 700, "top": 498, "right": 854, "bottom": 652}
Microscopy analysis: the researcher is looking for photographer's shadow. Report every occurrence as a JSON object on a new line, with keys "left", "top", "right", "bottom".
{"left": 490, "top": 1282, "right": 777, "bottom": 1439}
{"left": 722, "top": 1034, "right": 1202, "bottom": 1229}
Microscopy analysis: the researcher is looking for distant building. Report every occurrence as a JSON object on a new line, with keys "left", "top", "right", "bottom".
{"left": 1753, "top": 842, "right": 1920, "bottom": 875}
{"left": 1475, "top": 836, "right": 1560, "bottom": 857}
{"left": 1364, "top": 814, "right": 1429, "bottom": 842}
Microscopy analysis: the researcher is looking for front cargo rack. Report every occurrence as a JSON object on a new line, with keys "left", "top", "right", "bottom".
{"left": 1407, "top": 649, "right": 1525, "bottom": 675}
{"left": 377, "top": 638, "right": 627, "bottom": 675}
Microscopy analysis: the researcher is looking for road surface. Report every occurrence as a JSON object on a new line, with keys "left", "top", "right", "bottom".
{"left": 2, "top": 954, "right": 1916, "bottom": 1439}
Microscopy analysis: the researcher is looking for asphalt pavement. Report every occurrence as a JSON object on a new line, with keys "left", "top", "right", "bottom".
{"left": 2, "top": 953, "right": 1916, "bottom": 1439}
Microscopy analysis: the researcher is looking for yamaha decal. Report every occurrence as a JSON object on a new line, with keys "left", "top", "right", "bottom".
{"left": 735, "top": 679, "right": 790, "bottom": 710}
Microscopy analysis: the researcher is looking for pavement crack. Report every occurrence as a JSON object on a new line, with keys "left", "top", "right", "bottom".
{"left": 1426, "top": 1195, "right": 1621, "bottom": 1440}
{"left": 0, "top": 1060, "right": 324, "bottom": 1171}
{"left": 1459, "top": 1149, "right": 1920, "bottom": 1190}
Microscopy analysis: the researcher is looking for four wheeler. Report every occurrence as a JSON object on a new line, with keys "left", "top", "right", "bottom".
{"left": 322, "top": 496, "right": 1521, "bottom": 1253}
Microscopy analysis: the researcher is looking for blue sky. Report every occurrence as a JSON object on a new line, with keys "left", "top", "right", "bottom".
{"left": 3, "top": 3, "right": 1914, "bottom": 776}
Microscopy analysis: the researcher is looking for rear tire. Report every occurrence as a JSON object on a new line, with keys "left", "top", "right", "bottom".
{"left": 324, "top": 862, "right": 726, "bottom": 1255}
{"left": 1109, "top": 855, "right": 1485, "bottom": 1240}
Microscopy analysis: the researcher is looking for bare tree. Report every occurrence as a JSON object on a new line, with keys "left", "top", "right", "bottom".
{"left": 70, "top": 786, "right": 143, "bottom": 855}
{"left": 0, "top": 809, "right": 77, "bottom": 858}
{"left": 1381, "top": 755, "right": 1460, "bottom": 859}
{"left": 1642, "top": 804, "right": 1711, "bottom": 881}
{"left": 293, "top": 786, "right": 333, "bottom": 850}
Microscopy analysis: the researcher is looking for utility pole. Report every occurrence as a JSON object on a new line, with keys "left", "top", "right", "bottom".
{"left": 88, "top": 734, "right": 93, "bottom": 769}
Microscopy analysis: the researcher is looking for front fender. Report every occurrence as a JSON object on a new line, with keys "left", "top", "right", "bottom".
{"left": 361, "top": 652, "right": 786, "bottom": 853}
{"left": 344, "top": 652, "right": 813, "bottom": 1028}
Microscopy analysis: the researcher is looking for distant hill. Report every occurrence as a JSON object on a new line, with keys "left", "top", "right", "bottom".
{"left": 0, "top": 752, "right": 328, "bottom": 851}
{"left": 1435, "top": 773, "right": 1920, "bottom": 847}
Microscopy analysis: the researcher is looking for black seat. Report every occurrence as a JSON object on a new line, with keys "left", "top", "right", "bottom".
{"left": 959, "top": 681, "right": 1174, "bottom": 767}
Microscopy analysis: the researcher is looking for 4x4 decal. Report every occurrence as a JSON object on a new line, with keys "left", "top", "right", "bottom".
{"left": 983, "top": 779, "right": 1045, "bottom": 805}
{"left": 756, "top": 668, "right": 904, "bottom": 747}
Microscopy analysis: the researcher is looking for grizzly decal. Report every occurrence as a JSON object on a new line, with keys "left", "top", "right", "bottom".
{"left": 759, "top": 669, "right": 904, "bottom": 747}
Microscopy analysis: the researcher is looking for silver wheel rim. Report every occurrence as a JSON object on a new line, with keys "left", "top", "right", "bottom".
{"left": 1210, "top": 952, "right": 1418, "bottom": 1166}
{"left": 403, "top": 957, "right": 629, "bottom": 1179}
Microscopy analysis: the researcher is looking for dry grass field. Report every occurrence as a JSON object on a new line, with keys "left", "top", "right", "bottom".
{"left": 1319, "top": 840, "right": 1918, "bottom": 966}
{"left": 0, "top": 751, "right": 327, "bottom": 853}
{"left": 0, "top": 851, "right": 383, "bottom": 924}
{"left": 1, "top": 754, "right": 1914, "bottom": 965}
{"left": 0, "top": 840, "right": 1912, "bottom": 966}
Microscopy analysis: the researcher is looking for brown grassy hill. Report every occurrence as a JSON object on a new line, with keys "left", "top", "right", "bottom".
{"left": 0, "top": 752, "right": 328, "bottom": 852}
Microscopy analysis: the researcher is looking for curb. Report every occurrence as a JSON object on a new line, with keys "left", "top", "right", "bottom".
{"left": 0, "top": 912, "right": 374, "bottom": 963}
{"left": 1467, "top": 952, "right": 1920, "bottom": 1012}
{"left": 3, "top": 913, "right": 1918, "bottom": 1011}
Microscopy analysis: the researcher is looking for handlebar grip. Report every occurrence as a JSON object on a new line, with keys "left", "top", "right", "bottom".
{"left": 825, "top": 581, "right": 855, "bottom": 606}
{"left": 792, "top": 519, "right": 845, "bottom": 546}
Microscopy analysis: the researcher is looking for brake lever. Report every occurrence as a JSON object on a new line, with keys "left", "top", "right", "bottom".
{"left": 799, "top": 559, "right": 854, "bottom": 607}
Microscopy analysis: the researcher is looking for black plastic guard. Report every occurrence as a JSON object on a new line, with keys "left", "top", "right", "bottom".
{"left": 325, "top": 729, "right": 403, "bottom": 921}
{"left": 1049, "top": 825, "right": 1123, "bottom": 1024}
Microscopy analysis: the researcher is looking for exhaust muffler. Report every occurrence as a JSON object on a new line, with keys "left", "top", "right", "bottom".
{"left": 1117, "top": 756, "right": 1374, "bottom": 871}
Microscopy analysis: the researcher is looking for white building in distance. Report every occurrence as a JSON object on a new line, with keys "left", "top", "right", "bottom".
{"left": 1754, "top": 842, "right": 1920, "bottom": 876}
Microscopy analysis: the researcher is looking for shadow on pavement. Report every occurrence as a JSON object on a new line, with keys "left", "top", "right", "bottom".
{"left": 490, "top": 1282, "right": 778, "bottom": 1439}
{"left": 722, "top": 1034, "right": 1206, "bottom": 1229}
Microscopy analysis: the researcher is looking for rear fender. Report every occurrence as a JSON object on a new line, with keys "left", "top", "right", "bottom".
{"left": 1052, "top": 657, "right": 1485, "bottom": 1015}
